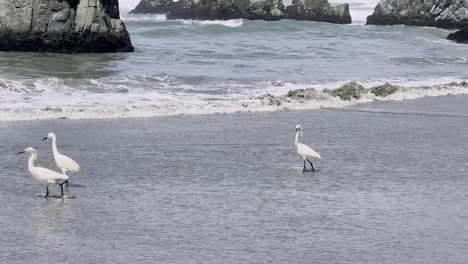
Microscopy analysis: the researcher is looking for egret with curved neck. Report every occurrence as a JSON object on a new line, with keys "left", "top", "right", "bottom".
{"left": 17, "top": 147, "right": 68, "bottom": 198}
{"left": 42, "top": 132, "right": 80, "bottom": 185}
{"left": 295, "top": 125, "right": 321, "bottom": 172}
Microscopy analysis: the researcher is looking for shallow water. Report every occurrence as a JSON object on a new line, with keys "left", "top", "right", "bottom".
{"left": 1, "top": 95, "right": 468, "bottom": 263}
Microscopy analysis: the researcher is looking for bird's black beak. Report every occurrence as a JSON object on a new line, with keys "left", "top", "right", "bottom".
{"left": 16, "top": 151, "right": 25, "bottom": 155}
{"left": 41, "top": 137, "right": 48, "bottom": 141}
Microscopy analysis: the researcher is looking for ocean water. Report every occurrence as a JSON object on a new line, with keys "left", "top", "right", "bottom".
{"left": 2, "top": 5, "right": 468, "bottom": 262}
{"left": 0, "top": 9, "right": 467, "bottom": 120}
{"left": 1, "top": 95, "right": 468, "bottom": 263}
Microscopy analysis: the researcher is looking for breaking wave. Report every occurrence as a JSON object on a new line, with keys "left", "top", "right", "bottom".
{"left": 122, "top": 14, "right": 168, "bottom": 22}
{"left": 123, "top": 14, "right": 244, "bottom": 27}
{"left": 179, "top": 19, "right": 244, "bottom": 27}
{"left": 0, "top": 76, "right": 467, "bottom": 121}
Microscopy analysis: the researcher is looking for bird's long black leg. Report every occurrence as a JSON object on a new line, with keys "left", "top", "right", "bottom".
{"left": 59, "top": 183, "right": 64, "bottom": 197}
{"left": 44, "top": 184, "right": 49, "bottom": 198}
{"left": 303, "top": 160, "right": 306, "bottom": 173}
{"left": 307, "top": 159, "right": 315, "bottom": 172}
{"left": 61, "top": 169, "right": 68, "bottom": 189}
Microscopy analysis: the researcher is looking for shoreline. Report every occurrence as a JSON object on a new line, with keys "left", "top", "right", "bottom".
{"left": 1, "top": 81, "right": 467, "bottom": 123}
{"left": 2, "top": 93, "right": 468, "bottom": 125}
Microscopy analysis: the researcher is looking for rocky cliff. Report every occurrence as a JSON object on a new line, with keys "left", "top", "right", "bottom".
{"left": 0, "top": 0, "right": 134, "bottom": 53}
{"left": 131, "top": 0, "right": 351, "bottom": 24}
{"left": 286, "top": 0, "right": 351, "bottom": 24}
{"left": 166, "top": 0, "right": 286, "bottom": 21}
{"left": 366, "top": 0, "right": 468, "bottom": 29}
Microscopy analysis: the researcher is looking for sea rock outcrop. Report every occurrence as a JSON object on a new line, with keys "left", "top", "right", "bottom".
{"left": 166, "top": 0, "right": 286, "bottom": 21}
{"left": 0, "top": 0, "right": 134, "bottom": 53}
{"left": 325, "top": 81, "right": 367, "bottom": 100}
{"left": 131, "top": 0, "right": 351, "bottom": 24}
{"left": 366, "top": 0, "right": 468, "bottom": 29}
{"left": 259, "top": 88, "right": 332, "bottom": 106}
{"left": 370, "top": 83, "right": 399, "bottom": 97}
{"left": 286, "top": 0, "right": 351, "bottom": 24}
{"left": 447, "top": 28, "right": 468, "bottom": 43}
{"left": 130, "top": 0, "right": 173, "bottom": 14}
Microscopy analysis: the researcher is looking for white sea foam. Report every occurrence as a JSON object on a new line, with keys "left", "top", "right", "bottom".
{"left": 123, "top": 14, "right": 243, "bottom": 27}
{"left": 122, "top": 14, "right": 168, "bottom": 22}
{"left": 0, "top": 77, "right": 467, "bottom": 121}
{"left": 179, "top": 19, "right": 244, "bottom": 27}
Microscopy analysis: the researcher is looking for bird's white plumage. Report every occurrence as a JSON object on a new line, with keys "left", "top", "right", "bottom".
{"left": 55, "top": 154, "right": 80, "bottom": 173}
{"left": 22, "top": 148, "right": 69, "bottom": 184}
{"left": 294, "top": 125, "right": 321, "bottom": 160}
{"left": 45, "top": 132, "right": 80, "bottom": 174}
{"left": 296, "top": 142, "right": 321, "bottom": 159}
{"left": 32, "top": 167, "right": 69, "bottom": 183}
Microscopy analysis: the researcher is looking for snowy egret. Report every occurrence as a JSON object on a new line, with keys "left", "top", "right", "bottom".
{"left": 295, "top": 125, "right": 321, "bottom": 172}
{"left": 17, "top": 147, "right": 69, "bottom": 198}
{"left": 42, "top": 132, "right": 80, "bottom": 184}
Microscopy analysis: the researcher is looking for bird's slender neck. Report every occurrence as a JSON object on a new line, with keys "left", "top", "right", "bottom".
{"left": 51, "top": 136, "right": 59, "bottom": 156}
{"left": 295, "top": 130, "right": 300, "bottom": 146}
{"left": 28, "top": 153, "right": 37, "bottom": 172}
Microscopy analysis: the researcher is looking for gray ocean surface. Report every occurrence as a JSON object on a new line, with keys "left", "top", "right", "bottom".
{"left": 0, "top": 14, "right": 467, "bottom": 120}
{"left": 1, "top": 95, "right": 468, "bottom": 263}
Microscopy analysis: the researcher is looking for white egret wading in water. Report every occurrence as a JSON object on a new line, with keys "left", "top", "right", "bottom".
{"left": 295, "top": 125, "right": 321, "bottom": 172}
{"left": 17, "top": 148, "right": 68, "bottom": 198}
{"left": 42, "top": 132, "right": 80, "bottom": 186}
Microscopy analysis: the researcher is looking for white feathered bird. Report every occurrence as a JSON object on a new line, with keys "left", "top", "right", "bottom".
{"left": 42, "top": 132, "right": 80, "bottom": 179}
{"left": 17, "top": 147, "right": 68, "bottom": 197}
{"left": 295, "top": 125, "right": 321, "bottom": 172}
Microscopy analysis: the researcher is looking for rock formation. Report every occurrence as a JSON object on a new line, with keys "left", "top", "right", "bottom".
{"left": 286, "top": 0, "right": 351, "bottom": 24}
{"left": 167, "top": 0, "right": 286, "bottom": 21}
{"left": 326, "top": 81, "right": 367, "bottom": 100}
{"left": 130, "top": 0, "right": 173, "bottom": 14}
{"left": 366, "top": 0, "right": 468, "bottom": 29}
{"left": 131, "top": 0, "right": 352, "bottom": 24}
{"left": 166, "top": 0, "right": 246, "bottom": 20}
{"left": 370, "top": 83, "right": 399, "bottom": 97}
{"left": 0, "top": 0, "right": 134, "bottom": 53}
{"left": 447, "top": 28, "right": 468, "bottom": 43}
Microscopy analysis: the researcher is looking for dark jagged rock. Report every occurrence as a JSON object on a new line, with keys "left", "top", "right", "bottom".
{"left": 285, "top": 88, "right": 331, "bottom": 100}
{"left": 131, "top": 0, "right": 351, "bottom": 23}
{"left": 167, "top": 0, "right": 244, "bottom": 20}
{"left": 370, "top": 83, "right": 399, "bottom": 97}
{"left": 328, "top": 82, "right": 367, "bottom": 100}
{"left": 447, "top": 28, "right": 468, "bottom": 43}
{"left": 129, "top": 0, "right": 173, "bottom": 14}
{"left": 244, "top": 0, "right": 286, "bottom": 20}
{"left": 366, "top": 0, "right": 468, "bottom": 29}
{"left": 167, "top": 0, "right": 286, "bottom": 21}
{"left": 0, "top": 0, "right": 134, "bottom": 53}
{"left": 285, "top": 0, "right": 351, "bottom": 24}
{"left": 0, "top": 31, "right": 134, "bottom": 53}
{"left": 259, "top": 88, "right": 331, "bottom": 106}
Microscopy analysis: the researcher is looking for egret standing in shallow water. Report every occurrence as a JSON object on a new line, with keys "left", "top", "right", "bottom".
{"left": 42, "top": 132, "right": 80, "bottom": 185}
{"left": 295, "top": 125, "right": 321, "bottom": 172}
{"left": 17, "top": 148, "right": 68, "bottom": 198}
